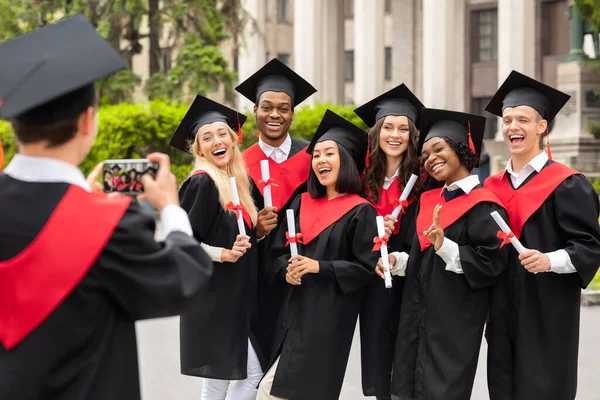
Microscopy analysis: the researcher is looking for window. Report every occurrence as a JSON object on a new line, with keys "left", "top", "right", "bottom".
{"left": 385, "top": 0, "right": 392, "bottom": 13}
{"left": 472, "top": 9, "right": 498, "bottom": 62}
{"left": 345, "top": 50, "right": 354, "bottom": 82}
{"left": 277, "top": 53, "right": 290, "bottom": 66}
{"left": 385, "top": 47, "right": 392, "bottom": 80}
{"left": 471, "top": 97, "right": 496, "bottom": 139}
{"left": 344, "top": 0, "right": 354, "bottom": 18}
{"left": 277, "top": 0, "right": 290, "bottom": 22}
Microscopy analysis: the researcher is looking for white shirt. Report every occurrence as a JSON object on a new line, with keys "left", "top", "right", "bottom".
{"left": 4, "top": 154, "right": 193, "bottom": 238}
{"left": 258, "top": 134, "right": 292, "bottom": 163}
{"left": 504, "top": 151, "right": 576, "bottom": 274}
{"left": 383, "top": 168, "right": 400, "bottom": 190}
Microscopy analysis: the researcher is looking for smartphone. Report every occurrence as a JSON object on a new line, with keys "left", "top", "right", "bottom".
{"left": 101, "top": 159, "right": 159, "bottom": 195}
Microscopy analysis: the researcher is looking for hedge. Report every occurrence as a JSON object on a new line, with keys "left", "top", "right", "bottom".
{"left": 0, "top": 101, "right": 365, "bottom": 184}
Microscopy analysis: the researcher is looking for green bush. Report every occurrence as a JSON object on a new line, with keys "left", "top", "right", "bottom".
{"left": 0, "top": 102, "right": 363, "bottom": 184}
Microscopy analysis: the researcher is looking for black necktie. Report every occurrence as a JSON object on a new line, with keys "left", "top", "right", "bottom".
{"left": 443, "top": 188, "right": 465, "bottom": 202}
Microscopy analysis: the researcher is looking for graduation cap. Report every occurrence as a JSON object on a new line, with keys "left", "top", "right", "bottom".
{"left": 111, "top": 164, "right": 122, "bottom": 171}
{"left": 354, "top": 83, "right": 425, "bottom": 129}
{"left": 418, "top": 108, "right": 486, "bottom": 158}
{"left": 235, "top": 58, "right": 317, "bottom": 107}
{"left": 307, "top": 109, "right": 368, "bottom": 171}
{"left": 0, "top": 14, "right": 126, "bottom": 124}
{"left": 169, "top": 94, "right": 248, "bottom": 153}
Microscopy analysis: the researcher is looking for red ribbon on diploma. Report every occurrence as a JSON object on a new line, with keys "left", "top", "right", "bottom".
{"left": 285, "top": 232, "right": 303, "bottom": 246}
{"left": 392, "top": 199, "right": 409, "bottom": 214}
{"left": 372, "top": 236, "right": 389, "bottom": 251}
{"left": 225, "top": 202, "right": 245, "bottom": 219}
{"left": 257, "top": 178, "right": 279, "bottom": 190}
{"left": 497, "top": 230, "right": 514, "bottom": 248}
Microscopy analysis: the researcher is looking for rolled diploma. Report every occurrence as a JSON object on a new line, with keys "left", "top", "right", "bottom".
{"left": 391, "top": 174, "right": 419, "bottom": 218}
{"left": 286, "top": 209, "right": 298, "bottom": 258}
{"left": 229, "top": 177, "right": 247, "bottom": 236}
{"left": 260, "top": 159, "right": 273, "bottom": 208}
{"left": 376, "top": 216, "right": 393, "bottom": 289}
{"left": 490, "top": 211, "right": 525, "bottom": 254}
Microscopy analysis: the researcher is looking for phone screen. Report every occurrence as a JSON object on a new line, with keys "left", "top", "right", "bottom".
{"left": 101, "top": 159, "right": 159, "bottom": 195}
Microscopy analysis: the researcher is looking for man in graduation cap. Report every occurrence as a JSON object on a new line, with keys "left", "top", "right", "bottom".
{"left": 484, "top": 71, "right": 600, "bottom": 400}
{"left": 235, "top": 58, "right": 317, "bottom": 368}
{"left": 0, "top": 15, "right": 213, "bottom": 400}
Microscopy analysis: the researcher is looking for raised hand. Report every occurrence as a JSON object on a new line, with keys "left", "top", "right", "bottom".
{"left": 424, "top": 204, "right": 444, "bottom": 250}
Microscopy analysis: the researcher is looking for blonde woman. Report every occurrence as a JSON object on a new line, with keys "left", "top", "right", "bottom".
{"left": 169, "top": 95, "right": 262, "bottom": 400}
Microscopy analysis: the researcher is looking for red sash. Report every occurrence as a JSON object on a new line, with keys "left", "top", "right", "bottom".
{"left": 190, "top": 170, "right": 253, "bottom": 229}
{"left": 417, "top": 187, "right": 505, "bottom": 251}
{"left": 372, "top": 176, "right": 414, "bottom": 235}
{"left": 484, "top": 162, "right": 579, "bottom": 239}
{"left": 0, "top": 186, "right": 131, "bottom": 350}
{"left": 243, "top": 143, "right": 311, "bottom": 210}
{"left": 299, "top": 192, "right": 372, "bottom": 244}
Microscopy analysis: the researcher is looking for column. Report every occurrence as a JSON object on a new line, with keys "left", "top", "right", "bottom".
{"left": 237, "top": 0, "right": 267, "bottom": 110}
{"left": 320, "top": 0, "right": 344, "bottom": 104}
{"left": 422, "top": 0, "right": 466, "bottom": 109}
{"left": 497, "top": 0, "right": 536, "bottom": 82}
{"left": 293, "top": 0, "right": 323, "bottom": 107}
{"left": 392, "top": 0, "right": 416, "bottom": 91}
{"left": 354, "top": 0, "right": 385, "bottom": 105}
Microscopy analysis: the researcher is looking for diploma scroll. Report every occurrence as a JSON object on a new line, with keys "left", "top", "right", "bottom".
{"left": 286, "top": 209, "right": 299, "bottom": 258}
{"left": 490, "top": 211, "right": 525, "bottom": 254}
{"left": 260, "top": 160, "right": 273, "bottom": 208}
{"left": 229, "top": 177, "right": 247, "bottom": 236}
{"left": 391, "top": 174, "right": 419, "bottom": 218}
{"left": 376, "top": 216, "right": 393, "bottom": 289}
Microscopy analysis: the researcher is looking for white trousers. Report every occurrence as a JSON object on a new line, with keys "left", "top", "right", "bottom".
{"left": 256, "top": 357, "right": 287, "bottom": 400}
{"left": 201, "top": 339, "right": 263, "bottom": 400}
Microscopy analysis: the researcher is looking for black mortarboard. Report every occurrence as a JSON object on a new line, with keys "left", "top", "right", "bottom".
{"left": 418, "top": 108, "right": 486, "bottom": 157}
{"left": 307, "top": 110, "right": 368, "bottom": 171}
{"left": 354, "top": 83, "right": 425, "bottom": 128}
{"left": 485, "top": 70, "right": 570, "bottom": 123}
{"left": 169, "top": 94, "right": 248, "bottom": 153}
{"left": 235, "top": 58, "right": 317, "bottom": 106}
{"left": 0, "top": 15, "right": 126, "bottom": 123}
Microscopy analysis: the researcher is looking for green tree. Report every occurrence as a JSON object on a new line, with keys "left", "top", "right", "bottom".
{"left": 575, "top": 0, "right": 600, "bottom": 31}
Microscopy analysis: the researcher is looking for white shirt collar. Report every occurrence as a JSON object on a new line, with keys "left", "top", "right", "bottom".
{"left": 258, "top": 134, "right": 292, "bottom": 159}
{"left": 384, "top": 168, "right": 399, "bottom": 183}
{"left": 504, "top": 151, "right": 548, "bottom": 177}
{"left": 4, "top": 154, "right": 91, "bottom": 192}
{"left": 443, "top": 174, "right": 480, "bottom": 195}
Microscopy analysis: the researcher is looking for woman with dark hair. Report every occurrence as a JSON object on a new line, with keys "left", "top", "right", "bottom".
{"left": 103, "top": 170, "right": 114, "bottom": 192}
{"left": 256, "top": 110, "right": 379, "bottom": 400}
{"left": 354, "top": 84, "right": 425, "bottom": 400}
{"left": 117, "top": 172, "right": 130, "bottom": 193}
{"left": 132, "top": 173, "right": 144, "bottom": 193}
{"left": 128, "top": 169, "right": 138, "bottom": 191}
{"left": 382, "top": 109, "right": 509, "bottom": 400}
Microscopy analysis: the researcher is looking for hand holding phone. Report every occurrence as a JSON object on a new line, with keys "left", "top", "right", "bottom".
{"left": 101, "top": 158, "right": 159, "bottom": 195}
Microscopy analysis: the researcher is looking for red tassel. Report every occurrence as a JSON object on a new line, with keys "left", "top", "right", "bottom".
{"left": 365, "top": 135, "right": 371, "bottom": 168}
{"left": 236, "top": 113, "right": 243, "bottom": 143}
{"left": 546, "top": 127, "right": 552, "bottom": 160}
{"left": 467, "top": 120, "right": 475, "bottom": 154}
{"left": 256, "top": 131, "right": 261, "bottom": 138}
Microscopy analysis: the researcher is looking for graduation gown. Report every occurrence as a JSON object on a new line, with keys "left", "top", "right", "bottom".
{"left": 391, "top": 186, "right": 509, "bottom": 400}
{"left": 243, "top": 137, "right": 311, "bottom": 368}
{"left": 0, "top": 176, "right": 213, "bottom": 400}
{"left": 266, "top": 193, "right": 379, "bottom": 400}
{"left": 485, "top": 161, "right": 600, "bottom": 400}
{"left": 179, "top": 171, "right": 259, "bottom": 380}
{"left": 360, "top": 177, "right": 418, "bottom": 397}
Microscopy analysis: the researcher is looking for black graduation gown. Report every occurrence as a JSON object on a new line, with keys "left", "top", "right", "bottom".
{"left": 178, "top": 172, "right": 259, "bottom": 380}
{"left": 360, "top": 186, "right": 418, "bottom": 397}
{"left": 244, "top": 137, "right": 311, "bottom": 369}
{"left": 0, "top": 176, "right": 213, "bottom": 400}
{"left": 485, "top": 162, "right": 600, "bottom": 400}
{"left": 266, "top": 193, "right": 379, "bottom": 400}
{"left": 391, "top": 186, "right": 510, "bottom": 400}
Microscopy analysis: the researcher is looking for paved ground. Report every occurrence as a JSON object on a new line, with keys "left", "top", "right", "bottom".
{"left": 136, "top": 306, "right": 600, "bottom": 400}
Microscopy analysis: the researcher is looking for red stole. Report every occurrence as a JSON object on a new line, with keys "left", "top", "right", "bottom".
{"left": 372, "top": 176, "right": 414, "bottom": 235}
{"left": 417, "top": 187, "right": 505, "bottom": 251}
{"left": 299, "top": 192, "right": 371, "bottom": 245}
{"left": 243, "top": 143, "right": 311, "bottom": 210}
{"left": 0, "top": 186, "right": 131, "bottom": 350}
{"left": 190, "top": 170, "right": 253, "bottom": 229}
{"left": 484, "top": 162, "right": 579, "bottom": 239}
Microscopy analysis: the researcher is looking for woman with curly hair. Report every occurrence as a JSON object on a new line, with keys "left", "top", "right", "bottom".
{"left": 382, "top": 109, "right": 510, "bottom": 400}
{"left": 353, "top": 84, "right": 425, "bottom": 400}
